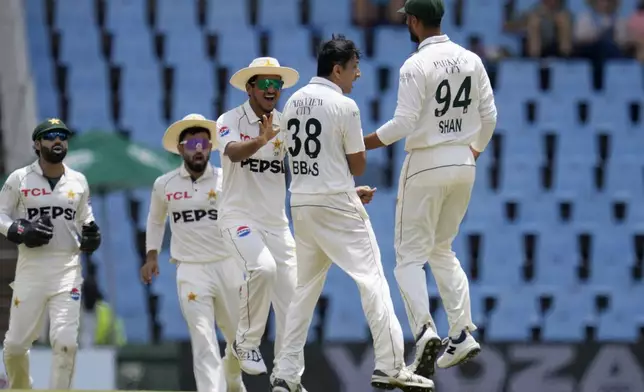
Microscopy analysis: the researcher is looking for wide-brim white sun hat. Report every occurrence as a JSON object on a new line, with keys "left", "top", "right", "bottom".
{"left": 162, "top": 113, "right": 219, "bottom": 155}
{"left": 230, "top": 57, "right": 300, "bottom": 92}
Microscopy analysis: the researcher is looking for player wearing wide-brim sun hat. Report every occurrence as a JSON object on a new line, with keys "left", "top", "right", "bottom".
{"left": 162, "top": 113, "right": 219, "bottom": 155}
{"left": 229, "top": 57, "right": 300, "bottom": 92}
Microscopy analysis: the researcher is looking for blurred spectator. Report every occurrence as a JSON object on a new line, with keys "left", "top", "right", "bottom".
{"left": 354, "top": 0, "right": 405, "bottom": 26}
{"left": 627, "top": 0, "right": 644, "bottom": 61}
{"left": 574, "top": 0, "right": 628, "bottom": 60}
{"left": 525, "top": 0, "right": 574, "bottom": 58}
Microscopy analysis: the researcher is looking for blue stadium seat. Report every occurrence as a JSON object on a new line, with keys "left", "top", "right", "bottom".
{"left": 462, "top": 0, "right": 503, "bottom": 37}
{"left": 596, "top": 288, "right": 641, "bottom": 341}
{"left": 479, "top": 229, "right": 523, "bottom": 286}
{"left": 106, "top": 0, "right": 146, "bottom": 32}
{"left": 268, "top": 28, "right": 313, "bottom": 65}
{"left": 535, "top": 228, "right": 578, "bottom": 286}
{"left": 55, "top": 0, "right": 94, "bottom": 29}
{"left": 112, "top": 29, "right": 156, "bottom": 67}
{"left": 208, "top": 0, "right": 250, "bottom": 30}
{"left": 604, "top": 60, "right": 644, "bottom": 101}
{"left": 309, "top": 0, "right": 352, "bottom": 28}
{"left": 215, "top": 26, "right": 259, "bottom": 64}
{"left": 59, "top": 26, "right": 101, "bottom": 66}
{"left": 157, "top": 0, "right": 198, "bottom": 33}
{"left": 588, "top": 95, "right": 631, "bottom": 132}
{"left": 257, "top": 0, "right": 300, "bottom": 27}
{"left": 486, "top": 286, "right": 537, "bottom": 341}
{"left": 542, "top": 287, "right": 592, "bottom": 341}
{"left": 373, "top": 28, "right": 416, "bottom": 67}
{"left": 496, "top": 60, "right": 540, "bottom": 99}
{"left": 548, "top": 60, "right": 593, "bottom": 100}
{"left": 605, "top": 160, "right": 644, "bottom": 199}
{"left": 164, "top": 27, "right": 208, "bottom": 66}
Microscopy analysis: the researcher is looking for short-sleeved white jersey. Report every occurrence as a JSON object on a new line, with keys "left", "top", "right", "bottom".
{"left": 376, "top": 35, "right": 497, "bottom": 152}
{"left": 0, "top": 161, "right": 94, "bottom": 265}
{"left": 281, "top": 77, "right": 365, "bottom": 195}
{"left": 215, "top": 101, "right": 288, "bottom": 228}
{"left": 146, "top": 163, "right": 228, "bottom": 263}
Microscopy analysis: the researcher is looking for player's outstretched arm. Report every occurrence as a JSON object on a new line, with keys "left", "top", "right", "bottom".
{"left": 219, "top": 113, "right": 277, "bottom": 162}
{"left": 365, "top": 60, "right": 427, "bottom": 150}
{"left": 142, "top": 177, "right": 168, "bottom": 284}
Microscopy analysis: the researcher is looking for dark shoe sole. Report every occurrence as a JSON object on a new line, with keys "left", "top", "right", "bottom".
{"left": 370, "top": 382, "right": 434, "bottom": 392}
{"left": 441, "top": 347, "right": 481, "bottom": 369}
{"left": 415, "top": 337, "right": 442, "bottom": 378}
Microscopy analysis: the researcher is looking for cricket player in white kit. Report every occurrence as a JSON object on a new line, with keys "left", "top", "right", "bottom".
{"left": 271, "top": 36, "right": 435, "bottom": 392}
{"left": 364, "top": 0, "right": 497, "bottom": 379}
{"left": 216, "top": 58, "right": 300, "bottom": 376}
{"left": 0, "top": 119, "right": 101, "bottom": 389}
{"left": 141, "top": 114, "right": 246, "bottom": 392}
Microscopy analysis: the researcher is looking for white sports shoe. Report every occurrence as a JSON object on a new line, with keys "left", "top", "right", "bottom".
{"left": 437, "top": 330, "right": 481, "bottom": 369}
{"left": 371, "top": 367, "right": 435, "bottom": 391}
{"left": 409, "top": 324, "right": 442, "bottom": 378}
{"left": 232, "top": 341, "right": 267, "bottom": 375}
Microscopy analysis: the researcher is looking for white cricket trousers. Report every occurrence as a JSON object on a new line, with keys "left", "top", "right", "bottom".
{"left": 273, "top": 192, "right": 405, "bottom": 384}
{"left": 3, "top": 263, "right": 82, "bottom": 389}
{"left": 177, "top": 259, "right": 243, "bottom": 392}
{"left": 221, "top": 222, "right": 297, "bottom": 353}
{"left": 395, "top": 146, "right": 477, "bottom": 338}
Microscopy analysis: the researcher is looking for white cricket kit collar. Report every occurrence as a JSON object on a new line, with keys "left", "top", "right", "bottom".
{"left": 179, "top": 162, "right": 216, "bottom": 181}
{"left": 418, "top": 34, "right": 450, "bottom": 51}
{"left": 241, "top": 100, "right": 280, "bottom": 125}
{"left": 308, "top": 77, "right": 343, "bottom": 94}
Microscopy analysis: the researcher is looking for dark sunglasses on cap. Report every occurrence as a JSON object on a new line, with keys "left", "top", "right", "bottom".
{"left": 253, "top": 78, "right": 284, "bottom": 91}
{"left": 180, "top": 138, "right": 211, "bottom": 151}
{"left": 40, "top": 131, "right": 69, "bottom": 141}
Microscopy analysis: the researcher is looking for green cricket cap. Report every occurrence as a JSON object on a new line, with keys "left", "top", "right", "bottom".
{"left": 398, "top": 0, "right": 445, "bottom": 23}
{"left": 32, "top": 118, "right": 71, "bottom": 141}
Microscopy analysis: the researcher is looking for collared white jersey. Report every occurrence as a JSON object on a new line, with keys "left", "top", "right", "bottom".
{"left": 146, "top": 164, "right": 228, "bottom": 263}
{"left": 281, "top": 77, "right": 364, "bottom": 195}
{"left": 376, "top": 35, "right": 497, "bottom": 152}
{"left": 0, "top": 161, "right": 94, "bottom": 265}
{"left": 215, "top": 100, "right": 288, "bottom": 228}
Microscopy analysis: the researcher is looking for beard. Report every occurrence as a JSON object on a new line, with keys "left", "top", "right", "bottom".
{"left": 184, "top": 153, "right": 210, "bottom": 173}
{"left": 40, "top": 145, "right": 67, "bottom": 164}
{"left": 408, "top": 24, "right": 419, "bottom": 43}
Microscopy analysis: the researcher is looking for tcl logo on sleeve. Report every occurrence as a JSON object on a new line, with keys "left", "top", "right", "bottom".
{"left": 166, "top": 191, "right": 192, "bottom": 201}
{"left": 21, "top": 188, "right": 52, "bottom": 197}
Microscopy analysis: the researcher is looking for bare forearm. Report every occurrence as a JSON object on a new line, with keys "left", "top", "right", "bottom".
{"left": 364, "top": 133, "right": 387, "bottom": 150}
{"left": 225, "top": 139, "right": 266, "bottom": 162}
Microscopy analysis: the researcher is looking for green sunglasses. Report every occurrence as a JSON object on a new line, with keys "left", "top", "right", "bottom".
{"left": 253, "top": 78, "right": 284, "bottom": 91}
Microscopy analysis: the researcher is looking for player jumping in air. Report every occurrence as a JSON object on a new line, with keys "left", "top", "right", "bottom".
{"left": 0, "top": 119, "right": 101, "bottom": 389}
{"left": 270, "top": 35, "right": 436, "bottom": 392}
{"left": 364, "top": 0, "right": 498, "bottom": 380}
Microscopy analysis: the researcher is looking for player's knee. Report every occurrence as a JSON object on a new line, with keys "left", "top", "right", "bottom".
{"left": 429, "top": 244, "right": 458, "bottom": 269}
{"left": 51, "top": 331, "right": 78, "bottom": 355}
{"left": 3, "top": 338, "right": 30, "bottom": 356}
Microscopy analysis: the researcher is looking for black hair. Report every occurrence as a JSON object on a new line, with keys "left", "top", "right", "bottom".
{"left": 178, "top": 127, "right": 211, "bottom": 143}
{"left": 316, "top": 34, "right": 361, "bottom": 78}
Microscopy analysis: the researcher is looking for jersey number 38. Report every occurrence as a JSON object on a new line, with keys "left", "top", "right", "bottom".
{"left": 287, "top": 118, "right": 322, "bottom": 159}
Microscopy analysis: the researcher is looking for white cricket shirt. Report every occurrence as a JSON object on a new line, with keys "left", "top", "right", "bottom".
{"left": 146, "top": 163, "right": 228, "bottom": 263}
{"left": 216, "top": 101, "right": 288, "bottom": 228}
{"left": 376, "top": 35, "right": 497, "bottom": 155}
{"left": 0, "top": 161, "right": 94, "bottom": 267}
{"left": 281, "top": 77, "right": 365, "bottom": 195}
